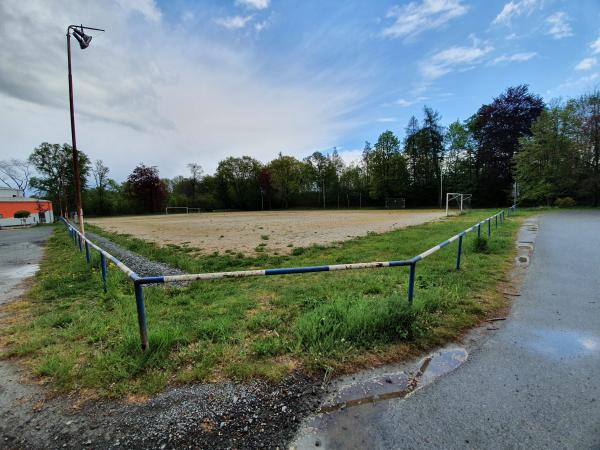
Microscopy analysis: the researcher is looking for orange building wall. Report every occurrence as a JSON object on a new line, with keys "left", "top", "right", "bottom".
{"left": 0, "top": 201, "right": 52, "bottom": 218}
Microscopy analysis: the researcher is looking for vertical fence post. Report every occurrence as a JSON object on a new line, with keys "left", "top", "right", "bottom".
{"left": 407, "top": 263, "right": 416, "bottom": 304}
{"left": 487, "top": 218, "right": 491, "bottom": 238}
{"left": 84, "top": 241, "right": 90, "bottom": 264}
{"left": 495, "top": 215, "right": 498, "bottom": 229}
{"left": 134, "top": 283, "right": 149, "bottom": 351}
{"left": 78, "top": 235, "right": 82, "bottom": 252}
{"left": 100, "top": 253, "right": 107, "bottom": 293}
{"left": 456, "top": 234, "right": 463, "bottom": 270}
{"left": 477, "top": 223, "right": 481, "bottom": 238}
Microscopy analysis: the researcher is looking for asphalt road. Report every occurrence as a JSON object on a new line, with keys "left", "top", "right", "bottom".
{"left": 0, "top": 226, "right": 53, "bottom": 305}
{"left": 294, "top": 211, "right": 600, "bottom": 449}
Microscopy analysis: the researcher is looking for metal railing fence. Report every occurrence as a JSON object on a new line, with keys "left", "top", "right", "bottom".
{"left": 61, "top": 206, "right": 517, "bottom": 351}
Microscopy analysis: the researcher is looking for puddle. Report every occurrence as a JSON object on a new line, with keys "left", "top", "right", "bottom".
{"left": 292, "top": 346, "right": 468, "bottom": 449}
{"left": 2, "top": 264, "right": 40, "bottom": 280}
{"left": 526, "top": 329, "right": 599, "bottom": 358}
{"left": 320, "top": 347, "right": 467, "bottom": 414}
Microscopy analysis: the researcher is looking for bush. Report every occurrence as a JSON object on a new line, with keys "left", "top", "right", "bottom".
{"left": 472, "top": 236, "right": 489, "bottom": 253}
{"left": 554, "top": 197, "right": 576, "bottom": 208}
{"left": 13, "top": 210, "right": 31, "bottom": 218}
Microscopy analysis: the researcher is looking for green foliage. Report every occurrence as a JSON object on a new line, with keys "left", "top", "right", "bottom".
{"left": 515, "top": 91, "right": 600, "bottom": 207}
{"left": 404, "top": 107, "right": 445, "bottom": 205}
{"left": 472, "top": 237, "right": 489, "bottom": 253}
{"left": 28, "top": 142, "right": 90, "bottom": 215}
{"left": 216, "top": 156, "right": 262, "bottom": 209}
{"left": 366, "top": 130, "right": 409, "bottom": 201}
{"left": 554, "top": 197, "right": 576, "bottom": 208}
{"left": 13, "top": 210, "right": 31, "bottom": 218}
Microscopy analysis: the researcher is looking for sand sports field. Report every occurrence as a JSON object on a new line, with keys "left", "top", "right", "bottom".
{"left": 88, "top": 210, "right": 445, "bottom": 255}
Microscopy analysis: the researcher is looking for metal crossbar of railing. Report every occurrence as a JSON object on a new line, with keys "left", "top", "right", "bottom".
{"left": 61, "top": 205, "right": 517, "bottom": 351}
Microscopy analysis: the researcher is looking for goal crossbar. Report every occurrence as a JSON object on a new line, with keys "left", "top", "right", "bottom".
{"left": 165, "top": 206, "right": 189, "bottom": 214}
{"left": 446, "top": 193, "right": 472, "bottom": 216}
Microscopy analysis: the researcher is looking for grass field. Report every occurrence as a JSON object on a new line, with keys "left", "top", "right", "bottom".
{"left": 87, "top": 209, "right": 445, "bottom": 255}
{"left": 0, "top": 209, "right": 526, "bottom": 397}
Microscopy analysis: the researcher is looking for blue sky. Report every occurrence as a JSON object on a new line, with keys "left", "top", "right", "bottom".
{"left": 1, "top": 0, "right": 600, "bottom": 180}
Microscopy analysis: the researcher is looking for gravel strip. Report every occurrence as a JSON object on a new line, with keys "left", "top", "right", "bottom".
{"left": 87, "top": 232, "right": 185, "bottom": 278}
{"left": 3, "top": 370, "right": 323, "bottom": 450}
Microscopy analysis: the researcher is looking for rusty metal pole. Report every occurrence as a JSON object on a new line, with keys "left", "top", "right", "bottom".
{"left": 67, "top": 29, "right": 85, "bottom": 235}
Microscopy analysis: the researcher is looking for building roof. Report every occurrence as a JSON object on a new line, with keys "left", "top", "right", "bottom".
{"left": 0, "top": 198, "right": 51, "bottom": 203}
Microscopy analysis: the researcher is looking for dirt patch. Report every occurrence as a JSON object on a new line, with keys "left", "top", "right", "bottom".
{"left": 88, "top": 210, "right": 445, "bottom": 255}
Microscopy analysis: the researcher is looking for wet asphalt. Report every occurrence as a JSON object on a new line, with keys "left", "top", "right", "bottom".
{"left": 0, "top": 225, "right": 53, "bottom": 305}
{"left": 293, "top": 211, "right": 600, "bottom": 449}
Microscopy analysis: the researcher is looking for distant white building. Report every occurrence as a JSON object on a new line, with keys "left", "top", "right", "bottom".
{"left": 0, "top": 187, "right": 25, "bottom": 198}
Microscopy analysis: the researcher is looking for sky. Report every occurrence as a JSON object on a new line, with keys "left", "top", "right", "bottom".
{"left": 1, "top": 0, "right": 600, "bottom": 182}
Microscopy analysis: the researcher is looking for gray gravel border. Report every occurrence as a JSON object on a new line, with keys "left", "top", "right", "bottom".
{"left": 87, "top": 232, "right": 185, "bottom": 278}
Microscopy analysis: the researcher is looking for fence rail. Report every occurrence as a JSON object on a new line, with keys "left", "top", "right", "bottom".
{"left": 61, "top": 205, "right": 517, "bottom": 351}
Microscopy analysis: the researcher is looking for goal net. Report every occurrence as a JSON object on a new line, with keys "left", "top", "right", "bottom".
{"left": 385, "top": 198, "right": 406, "bottom": 209}
{"left": 445, "top": 193, "right": 472, "bottom": 216}
{"left": 165, "top": 206, "right": 189, "bottom": 214}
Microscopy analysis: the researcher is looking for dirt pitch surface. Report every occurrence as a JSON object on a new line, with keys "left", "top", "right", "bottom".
{"left": 88, "top": 210, "right": 445, "bottom": 255}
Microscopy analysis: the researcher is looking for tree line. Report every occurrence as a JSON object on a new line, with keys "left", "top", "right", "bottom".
{"left": 1, "top": 85, "right": 598, "bottom": 216}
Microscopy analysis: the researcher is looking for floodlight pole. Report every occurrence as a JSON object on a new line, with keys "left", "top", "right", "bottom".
{"left": 66, "top": 24, "right": 104, "bottom": 234}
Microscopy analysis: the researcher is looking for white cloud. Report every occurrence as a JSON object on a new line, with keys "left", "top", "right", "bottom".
{"left": 575, "top": 57, "right": 597, "bottom": 71}
{"left": 548, "top": 73, "right": 600, "bottom": 96}
{"left": 0, "top": 0, "right": 366, "bottom": 181}
{"left": 394, "top": 96, "right": 427, "bottom": 107}
{"left": 382, "top": 0, "right": 468, "bottom": 40}
{"left": 591, "top": 36, "right": 600, "bottom": 54}
{"left": 493, "top": 52, "right": 537, "bottom": 64}
{"left": 376, "top": 117, "right": 397, "bottom": 123}
{"left": 338, "top": 149, "right": 363, "bottom": 167}
{"left": 492, "top": 0, "right": 537, "bottom": 25}
{"left": 235, "top": 0, "right": 270, "bottom": 10}
{"left": 254, "top": 20, "right": 269, "bottom": 32}
{"left": 115, "top": 0, "right": 161, "bottom": 22}
{"left": 420, "top": 41, "right": 493, "bottom": 79}
{"left": 215, "top": 15, "right": 254, "bottom": 29}
{"left": 546, "top": 12, "right": 573, "bottom": 39}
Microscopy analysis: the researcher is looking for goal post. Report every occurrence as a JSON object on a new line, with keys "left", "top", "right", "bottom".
{"left": 165, "top": 206, "right": 203, "bottom": 214}
{"left": 446, "top": 193, "right": 472, "bottom": 216}
{"left": 165, "top": 206, "right": 189, "bottom": 214}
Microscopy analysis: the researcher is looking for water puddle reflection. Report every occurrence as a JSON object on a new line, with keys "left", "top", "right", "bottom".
{"left": 3, "top": 264, "right": 39, "bottom": 279}
{"left": 292, "top": 346, "right": 468, "bottom": 449}
{"left": 527, "top": 329, "right": 599, "bottom": 358}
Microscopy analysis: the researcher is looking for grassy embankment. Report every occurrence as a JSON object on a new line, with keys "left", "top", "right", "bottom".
{"left": 0, "top": 209, "right": 527, "bottom": 397}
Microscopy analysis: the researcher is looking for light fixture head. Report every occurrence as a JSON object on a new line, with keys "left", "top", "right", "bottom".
{"left": 72, "top": 27, "right": 92, "bottom": 49}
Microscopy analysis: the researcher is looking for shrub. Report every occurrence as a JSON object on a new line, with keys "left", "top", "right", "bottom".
{"left": 14, "top": 210, "right": 31, "bottom": 218}
{"left": 472, "top": 236, "right": 489, "bottom": 253}
{"left": 554, "top": 197, "right": 576, "bottom": 208}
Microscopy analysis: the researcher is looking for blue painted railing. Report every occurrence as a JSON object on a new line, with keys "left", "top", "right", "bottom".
{"left": 61, "top": 206, "right": 517, "bottom": 350}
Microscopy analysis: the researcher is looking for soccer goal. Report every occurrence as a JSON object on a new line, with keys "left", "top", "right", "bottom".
{"left": 385, "top": 197, "right": 406, "bottom": 209}
{"left": 445, "top": 193, "right": 472, "bottom": 216}
{"left": 165, "top": 206, "right": 189, "bottom": 214}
